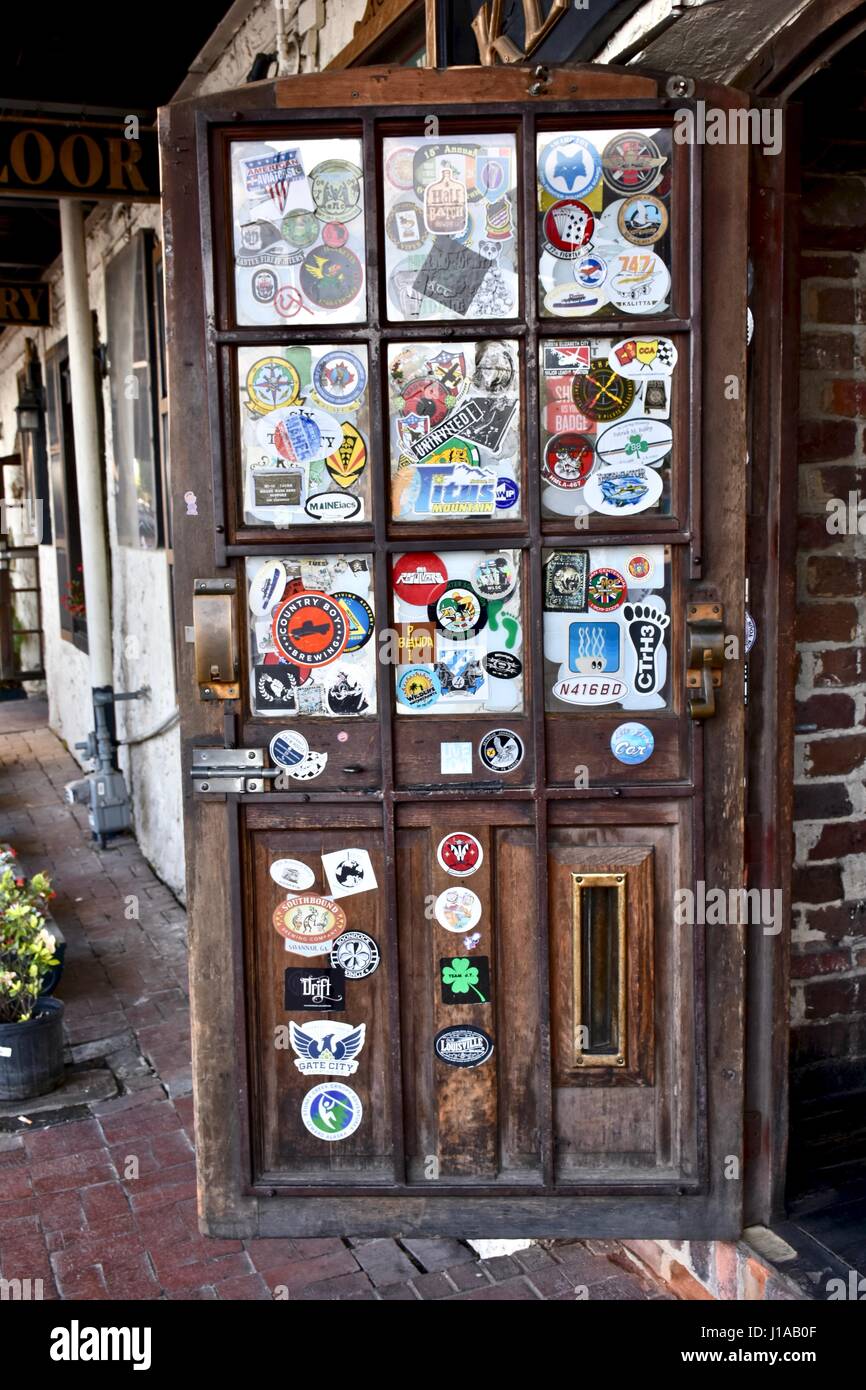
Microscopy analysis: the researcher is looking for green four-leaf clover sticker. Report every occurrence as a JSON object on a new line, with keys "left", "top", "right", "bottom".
{"left": 442, "top": 957, "right": 487, "bottom": 1003}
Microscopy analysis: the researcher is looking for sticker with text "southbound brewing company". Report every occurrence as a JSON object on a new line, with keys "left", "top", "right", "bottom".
{"left": 434, "top": 1026, "right": 495, "bottom": 1068}
{"left": 273, "top": 894, "right": 346, "bottom": 955}
{"left": 288, "top": 1020, "right": 366, "bottom": 1076}
{"left": 301, "top": 1083, "right": 363, "bottom": 1141}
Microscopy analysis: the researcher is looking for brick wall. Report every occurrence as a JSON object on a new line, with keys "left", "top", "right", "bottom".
{"left": 791, "top": 135, "right": 866, "bottom": 1176}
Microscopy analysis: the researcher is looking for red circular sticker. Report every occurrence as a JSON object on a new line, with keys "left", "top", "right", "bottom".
{"left": 437, "top": 832, "right": 484, "bottom": 878}
{"left": 272, "top": 591, "right": 349, "bottom": 666}
{"left": 393, "top": 552, "right": 448, "bottom": 608}
{"left": 322, "top": 221, "right": 349, "bottom": 248}
{"left": 401, "top": 377, "right": 450, "bottom": 428}
{"left": 543, "top": 433, "right": 595, "bottom": 489}
{"left": 543, "top": 199, "right": 595, "bottom": 257}
{"left": 628, "top": 555, "right": 651, "bottom": 580}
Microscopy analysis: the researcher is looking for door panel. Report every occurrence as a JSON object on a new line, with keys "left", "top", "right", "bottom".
{"left": 162, "top": 64, "right": 748, "bottom": 1237}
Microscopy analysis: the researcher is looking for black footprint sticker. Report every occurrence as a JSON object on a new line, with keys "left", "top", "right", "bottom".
{"left": 623, "top": 602, "right": 670, "bottom": 695}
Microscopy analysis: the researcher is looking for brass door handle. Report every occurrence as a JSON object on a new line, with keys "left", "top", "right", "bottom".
{"left": 686, "top": 602, "right": 724, "bottom": 721}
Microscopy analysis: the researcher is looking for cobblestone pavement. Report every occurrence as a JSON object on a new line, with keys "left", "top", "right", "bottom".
{"left": 0, "top": 711, "right": 670, "bottom": 1302}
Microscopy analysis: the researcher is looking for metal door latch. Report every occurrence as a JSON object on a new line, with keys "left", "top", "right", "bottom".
{"left": 191, "top": 748, "right": 279, "bottom": 794}
{"left": 686, "top": 601, "right": 724, "bottom": 720}
{"left": 193, "top": 578, "right": 239, "bottom": 701}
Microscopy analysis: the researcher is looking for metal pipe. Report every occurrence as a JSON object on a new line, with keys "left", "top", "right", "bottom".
{"left": 58, "top": 198, "right": 112, "bottom": 690}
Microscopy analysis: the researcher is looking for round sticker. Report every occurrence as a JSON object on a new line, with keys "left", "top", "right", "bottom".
{"left": 272, "top": 591, "right": 349, "bottom": 666}
{"left": 608, "top": 336, "right": 678, "bottom": 377}
{"left": 611, "top": 721, "right": 655, "bottom": 766}
{"left": 472, "top": 554, "right": 516, "bottom": 600}
{"left": 393, "top": 552, "right": 448, "bottom": 608}
{"left": 246, "top": 357, "right": 300, "bottom": 413}
{"left": 745, "top": 610, "right": 757, "bottom": 653}
{"left": 397, "top": 666, "right": 441, "bottom": 710}
{"left": 431, "top": 582, "right": 487, "bottom": 638}
{"left": 301, "top": 1083, "right": 363, "bottom": 1141}
{"left": 437, "top": 833, "right": 484, "bottom": 878}
{"left": 385, "top": 146, "right": 415, "bottom": 190}
{"left": 575, "top": 253, "right": 607, "bottom": 289}
{"left": 608, "top": 252, "right": 671, "bottom": 314}
{"left": 628, "top": 555, "right": 652, "bottom": 580}
{"left": 273, "top": 894, "right": 347, "bottom": 948}
{"left": 483, "top": 651, "right": 522, "bottom": 681}
{"left": 587, "top": 568, "right": 627, "bottom": 613}
{"left": 401, "top": 377, "right": 451, "bottom": 427}
{"left": 300, "top": 245, "right": 363, "bottom": 309}
{"left": 542, "top": 199, "right": 594, "bottom": 259}
{"left": 309, "top": 160, "right": 362, "bottom": 223}
{"left": 495, "top": 477, "right": 520, "bottom": 510}
{"left": 434, "top": 887, "right": 482, "bottom": 933}
{"left": 249, "top": 560, "right": 287, "bottom": 617}
{"left": 572, "top": 361, "right": 635, "bottom": 422}
{"left": 618, "top": 195, "right": 669, "bottom": 246}
{"left": 322, "top": 220, "right": 349, "bottom": 248}
{"left": 269, "top": 729, "right": 310, "bottom": 770}
{"left": 282, "top": 209, "right": 319, "bottom": 247}
{"left": 330, "top": 931, "right": 381, "bottom": 979}
{"left": 479, "top": 728, "right": 524, "bottom": 773}
{"left": 538, "top": 134, "right": 601, "bottom": 200}
{"left": 313, "top": 351, "right": 366, "bottom": 408}
{"left": 583, "top": 465, "right": 664, "bottom": 516}
{"left": 543, "top": 432, "right": 595, "bottom": 489}
{"left": 332, "top": 592, "right": 374, "bottom": 653}
{"left": 601, "top": 132, "right": 665, "bottom": 196}
{"left": 269, "top": 859, "right": 316, "bottom": 892}
{"left": 257, "top": 406, "right": 342, "bottom": 465}
{"left": 595, "top": 418, "right": 673, "bottom": 469}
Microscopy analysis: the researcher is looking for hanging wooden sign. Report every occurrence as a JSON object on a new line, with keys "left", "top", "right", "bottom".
{"left": 0, "top": 115, "right": 159, "bottom": 202}
{"left": 0, "top": 281, "right": 50, "bottom": 326}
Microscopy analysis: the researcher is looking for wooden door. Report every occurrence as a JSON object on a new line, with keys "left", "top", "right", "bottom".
{"left": 160, "top": 65, "right": 748, "bottom": 1238}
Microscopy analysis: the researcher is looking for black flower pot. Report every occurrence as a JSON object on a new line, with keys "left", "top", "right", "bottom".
{"left": 0, "top": 998, "right": 64, "bottom": 1100}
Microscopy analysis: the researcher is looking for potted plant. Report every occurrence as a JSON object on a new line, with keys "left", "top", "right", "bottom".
{"left": 0, "top": 864, "right": 63, "bottom": 1100}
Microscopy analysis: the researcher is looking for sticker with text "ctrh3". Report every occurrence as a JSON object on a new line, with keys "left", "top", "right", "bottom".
{"left": 437, "top": 832, "right": 484, "bottom": 878}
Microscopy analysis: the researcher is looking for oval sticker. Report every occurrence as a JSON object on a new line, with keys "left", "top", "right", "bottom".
{"left": 269, "top": 858, "right": 316, "bottom": 892}
{"left": 583, "top": 465, "right": 663, "bottom": 517}
{"left": 273, "top": 894, "right": 347, "bottom": 948}
{"left": 434, "top": 1026, "right": 495, "bottom": 1069}
{"left": 249, "top": 560, "right": 287, "bottom": 617}
{"left": 304, "top": 491, "right": 362, "bottom": 522}
{"left": 553, "top": 677, "right": 629, "bottom": 705}
{"left": 595, "top": 417, "right": 672, "bottom": 469}
{"left": 608, "top": 336, "right": 678, "bottom": 377}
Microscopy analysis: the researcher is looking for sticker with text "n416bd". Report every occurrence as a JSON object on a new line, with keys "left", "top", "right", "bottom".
{"left": 321, "top": 848, "right": 378, "bottom": 900}
{"left": 437, "top": 832, "right": 484, "bottom": 878}
{"left": 434, "top": 1026, "right": 495, "bottom": 1068}
{"left": 289, "top": 1020, "right": 366, "bottom": 1075}
{"left": 300, "top": 1083, "right": 363, "bottom": 1141}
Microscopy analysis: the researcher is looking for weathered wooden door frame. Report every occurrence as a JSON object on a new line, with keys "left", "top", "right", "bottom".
{"left": 160, "top": 64, "right": 749, "bottom": 1239}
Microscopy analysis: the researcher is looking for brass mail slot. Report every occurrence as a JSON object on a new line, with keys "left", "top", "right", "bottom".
{"left": 193, "top": 578, "right": 239, "bottom": 701}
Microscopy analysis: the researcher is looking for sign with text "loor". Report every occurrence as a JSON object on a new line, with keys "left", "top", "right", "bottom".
{"left": 0, "top": 116, "right": 159, "bottom": 201}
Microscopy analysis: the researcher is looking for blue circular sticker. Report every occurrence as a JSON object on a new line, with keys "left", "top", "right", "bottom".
{"left": 538, "top": 134, "right": 602, "bottom": 200}
{"left": 332, "top": 591, "right": 374, "bottom": 653}
{"left": 495, "top": 476, "right": 519, "bottom": 510}
{"left": 313, "top": 351, "right": 366, "bottom": 408}
{"left": 397, "top": 666, "right": 441, "bottom": 710}
{"left": 610, "top": 722, "right": 654, "bottom": 766}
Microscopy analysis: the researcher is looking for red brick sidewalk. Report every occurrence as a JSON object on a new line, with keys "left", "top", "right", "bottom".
{"left": 0, "top": 713, "right": 669, "bottom": 1302}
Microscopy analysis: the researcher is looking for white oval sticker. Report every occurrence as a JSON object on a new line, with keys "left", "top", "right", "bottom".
{"left": 304, "top": 491, "right": 362, "bottom": 522}
{"left": 249, "top": 560, "right": 287, "bottom": 617}
{"left": 583, "top": 465, "right": 663, "bottom": 517}
{"left": 269, "top": 858, "right": 317, "bottom": 892}
{"left": 595, "top": 417, "right": 673, "bottom": 469}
